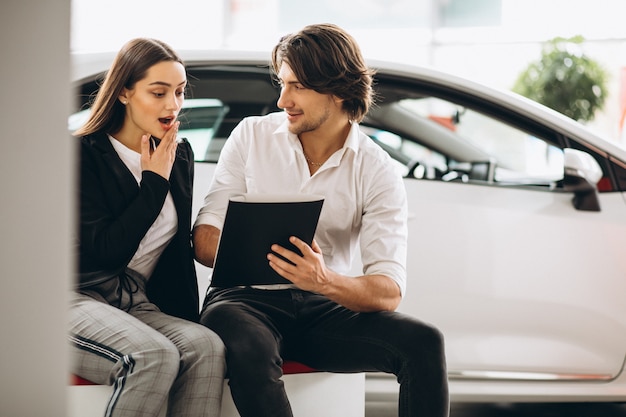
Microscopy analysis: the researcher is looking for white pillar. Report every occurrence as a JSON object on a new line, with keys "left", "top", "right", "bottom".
{"left": 0, "top": 1, "right": 72, "bottom": 416}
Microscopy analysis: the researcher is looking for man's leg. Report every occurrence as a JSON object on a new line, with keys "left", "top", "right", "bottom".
{"left": 286, "top": 291, "right": 449, "bottom": 417}
{"left": 200, "top": 288, "right": 294, "bottom": 417}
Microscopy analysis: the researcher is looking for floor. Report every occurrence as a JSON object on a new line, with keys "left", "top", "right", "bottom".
{"left": 366, "top": 401, "right": 626, "bottom": 417}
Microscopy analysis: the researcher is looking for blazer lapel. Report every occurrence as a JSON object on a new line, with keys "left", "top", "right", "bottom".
{"left": 168, "top": 142, "right": 193, "bottom": 229}
{"left": 89, "top": 132, "right": 141, "bottom": 201}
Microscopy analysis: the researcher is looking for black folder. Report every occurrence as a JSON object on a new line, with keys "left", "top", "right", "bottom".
{"left": 210, "top": 194, "right": 324, "bottom": 287}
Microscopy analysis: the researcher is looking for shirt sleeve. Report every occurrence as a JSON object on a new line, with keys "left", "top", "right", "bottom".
{"left": 194, "top": 119, "right": 249, "bottom": 229}
{"left": 358, "top": 157, "right": 408, "bottom": 297}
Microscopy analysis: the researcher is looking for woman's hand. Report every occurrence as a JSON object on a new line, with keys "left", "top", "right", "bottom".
{"left": 140, "top": 121, "right": 179, "bottom": 180}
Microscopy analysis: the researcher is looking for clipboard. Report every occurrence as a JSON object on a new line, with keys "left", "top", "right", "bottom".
{"left": 210, "top": 193, "right": 324, "bottom": 287}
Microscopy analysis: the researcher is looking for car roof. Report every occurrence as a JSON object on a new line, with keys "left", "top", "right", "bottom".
{"left": 71, "top": 49, "right": 626, "bottom": 164}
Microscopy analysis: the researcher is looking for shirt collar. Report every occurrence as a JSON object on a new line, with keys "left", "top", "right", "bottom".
{"left": 343, "top": 121, "right": 361, "bottom": 154}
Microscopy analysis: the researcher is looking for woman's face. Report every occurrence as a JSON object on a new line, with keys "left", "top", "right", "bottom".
{"left": 119, "top": 60, "right": 186, "bottom": 140}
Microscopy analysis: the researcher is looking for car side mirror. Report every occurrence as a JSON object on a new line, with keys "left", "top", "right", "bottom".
{"left": 562, "top": 148, "right": 602, "bottom": 212}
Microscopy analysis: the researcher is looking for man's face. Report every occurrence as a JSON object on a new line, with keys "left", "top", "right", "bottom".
{"left": 276, "top": 62, "right": 342, "bottom": 135}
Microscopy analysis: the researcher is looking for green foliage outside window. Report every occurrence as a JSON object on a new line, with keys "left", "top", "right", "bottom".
{"left": 513, "top": 36, "right": 609, "bottom": 123}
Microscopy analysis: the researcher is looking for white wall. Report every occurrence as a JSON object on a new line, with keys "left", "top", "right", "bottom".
{"left": 70, "top": 0, "right": 227, "bottom": 53}
{"left": 69, "top": 0, "right": 626, "bottom": 145}
{"left": 0, "top": 1, "right": 72, "bottom": 416}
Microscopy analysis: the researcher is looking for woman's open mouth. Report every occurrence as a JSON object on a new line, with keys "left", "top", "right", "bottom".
{"left": 159, "top": 117, "right": 175, "bottom": 129}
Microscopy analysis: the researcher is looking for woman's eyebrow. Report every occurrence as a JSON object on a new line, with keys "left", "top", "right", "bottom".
{"left": 148, "top": 80, "right": 187, "bottom": 87}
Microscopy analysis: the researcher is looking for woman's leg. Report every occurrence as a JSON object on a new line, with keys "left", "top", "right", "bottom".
{"left": 134, "top": 307, "right": 226, "bottom": 417}
{"left": 69, "top": 293, "right": 180, "bottom": 417}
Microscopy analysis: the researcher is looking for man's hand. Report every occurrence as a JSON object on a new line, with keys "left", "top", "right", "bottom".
{"left": 268, "top": 236, "right": 330, "bottom": 293}
{"left": 268, "top": 236, "right": 402, "bottom": 312}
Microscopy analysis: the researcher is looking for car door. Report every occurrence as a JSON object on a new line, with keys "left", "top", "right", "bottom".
{"left": 364, "top": 93, "right": 626, "bottom": 382}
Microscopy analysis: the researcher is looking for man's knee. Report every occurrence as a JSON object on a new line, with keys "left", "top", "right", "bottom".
{"left": 418, "top": 322, "right": 445, "bottom": 357}
{"left": 400, "top": 319, "right": 447, "bottom": 372}
{"left": 201, "top": 302, "right": 280, "bottom": 376}
{"left": 383, "top": 313, "right": 446, "bottom": 358}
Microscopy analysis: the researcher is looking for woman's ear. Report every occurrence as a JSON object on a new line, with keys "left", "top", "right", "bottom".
{"left": 118, "top": 89, "right": 129, "bottom": 105}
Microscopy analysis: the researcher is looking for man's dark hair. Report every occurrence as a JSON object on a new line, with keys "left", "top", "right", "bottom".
{"left": 271, "top": 23, "right": 376, "bottom": 122}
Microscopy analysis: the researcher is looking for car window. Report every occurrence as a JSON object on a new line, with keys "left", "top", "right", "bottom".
{"left": 68, "top": 98, "right": 230, "bottom": 163}
{"left": 360, "top": 125, "right": 448, "bottom": 179}
{"left": 364, "top": 95, "right": 564, "bottom": 187}
{"left": 399, "top": 97, "right": 564, "bottom": 183}
{"left": 177, "top": 99, "right": 229, "bottom": 162}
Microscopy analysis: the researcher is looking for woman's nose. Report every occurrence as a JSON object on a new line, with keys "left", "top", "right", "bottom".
{"left": 166, "top": 94, "right": 181, "bottom": 110}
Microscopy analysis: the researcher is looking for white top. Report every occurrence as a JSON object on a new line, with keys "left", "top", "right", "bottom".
{"left": 109, "top": 135, "right": 178, "bottom": 279}
{"left": 194, "top": 112, "right": 408, "bottom": 296}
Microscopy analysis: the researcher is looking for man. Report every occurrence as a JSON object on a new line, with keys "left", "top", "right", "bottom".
{"left": 193, "top": 23, "right": 449, "bottom": 417}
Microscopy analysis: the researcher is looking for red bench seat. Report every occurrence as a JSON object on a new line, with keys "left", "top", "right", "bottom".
{"left": 70, "top": 360, "right": 317, "bottom": 385}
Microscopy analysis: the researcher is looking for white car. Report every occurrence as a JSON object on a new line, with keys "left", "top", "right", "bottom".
{"left": 72, "top": 50, "right": 626, "bottom": 403}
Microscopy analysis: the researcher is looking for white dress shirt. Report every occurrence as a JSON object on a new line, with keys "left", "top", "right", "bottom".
{"left": 194, "top": 112, "right": 408, "bottom": 296}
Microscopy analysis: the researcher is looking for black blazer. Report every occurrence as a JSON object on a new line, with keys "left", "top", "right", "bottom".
{"left": 77, "top": 132, "right": 199, "bottom": 322}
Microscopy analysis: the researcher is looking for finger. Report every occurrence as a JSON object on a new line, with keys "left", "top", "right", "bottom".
{"left": 310, "top": 239, "right": 322, "bottom": 254}
{"left": 267, "top": 253, "right": 290, "bottom": 271}
{"left": 269, "top": 245, "right": 300, "bottom": 266}
{"left": 289, "top": 236, "right": 313, "bottom": 256}
{"left": 268, "top": 259, "right": 295, "bottom": 282}
{"left": 164, "top": 121, "right": 180, "bottom": 145}
{"left": 140, "top": 134, "right": 151, "bottom": 157}
{"left": 164, "top": 122, "right": 180, "bottom": 156}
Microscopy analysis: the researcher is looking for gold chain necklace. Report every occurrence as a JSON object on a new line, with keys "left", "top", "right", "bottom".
{"left": 303, "top": 152, "right": 324, "bottom": 167}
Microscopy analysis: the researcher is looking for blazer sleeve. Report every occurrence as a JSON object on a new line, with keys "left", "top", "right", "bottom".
{"left": 146, "top": 139, "right": 200, "bottom": 321}
{"left": 78, "top": 135, "right": 170, "bottom": 272}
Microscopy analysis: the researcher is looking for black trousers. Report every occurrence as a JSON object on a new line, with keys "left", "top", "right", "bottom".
{"left": 200, "top": 287, "right": 449, "bottom": 417}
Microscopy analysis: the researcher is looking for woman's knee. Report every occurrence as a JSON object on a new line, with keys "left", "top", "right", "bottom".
{"left": 184, "top": 324, "right": 226, "bottom": 353}
{"left": 110, "top": 338, "right": 180, "bottom": 389}
{"left": 180, "top": 326, "right": 227, "bottom": 372}
{"left": 140, "top": 338, "right": 181, "bottom": 374}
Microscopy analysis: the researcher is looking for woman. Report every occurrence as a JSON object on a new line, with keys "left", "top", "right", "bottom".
{"left": 69, "top": 38, "right": 225, "bottom": 417}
